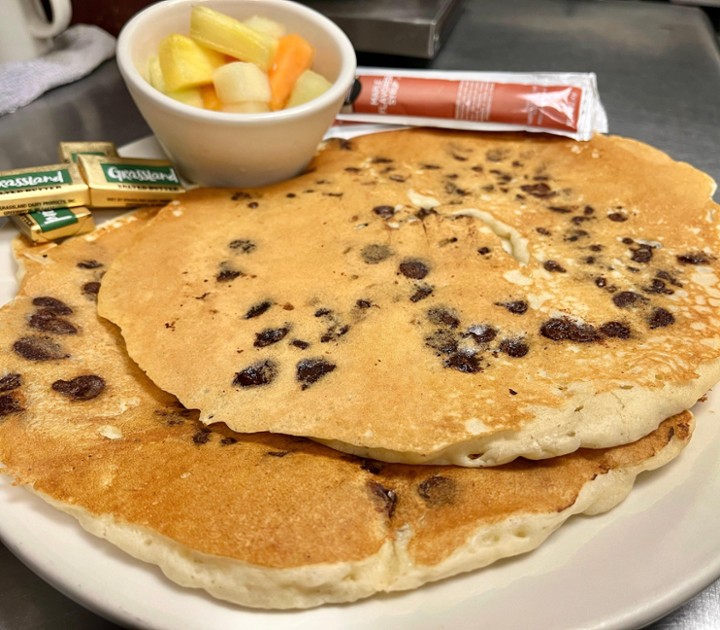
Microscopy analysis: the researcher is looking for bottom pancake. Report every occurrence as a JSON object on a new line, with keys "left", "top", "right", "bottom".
{"left": 0, "top": 209, "right": 694, "bottom": 609}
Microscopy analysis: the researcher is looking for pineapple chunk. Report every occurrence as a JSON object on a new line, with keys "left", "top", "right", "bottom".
{"left": 243, "top": 15, "right": 286, "bottom": 39}
{"left": 146, "top": 55, "right": 166, "bottom": 92}
{"left": 190, "top": 5, "right": 277, "bottom": 71}
{"left": 221, "top": 101, "right": 271, "bottom": 114}
{"left": 286, "top": 69, "right": 333, "bottom": 108}
{"left": 167, "top": 87, "right": 204, "bottom": 108}
{"left": 158, "top": 33, "right": 226, "bottom": 92}
{"left": 214, "top": 62, "right": 271, "bottom": 104}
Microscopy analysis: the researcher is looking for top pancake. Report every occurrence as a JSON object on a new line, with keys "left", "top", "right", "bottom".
{"left": 97, "top": 129, "right": 720, "bottom": 466}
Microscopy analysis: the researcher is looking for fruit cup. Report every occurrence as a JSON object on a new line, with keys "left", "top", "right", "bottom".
{"left": 117, "top": 0, "right": 356, "bottom": 187}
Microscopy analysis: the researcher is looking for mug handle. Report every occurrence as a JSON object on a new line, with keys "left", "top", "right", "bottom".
{"left": 26, "top": 0, "right": 72, "bottom": 39}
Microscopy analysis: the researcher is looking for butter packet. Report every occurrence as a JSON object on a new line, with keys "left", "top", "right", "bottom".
{"left": 59, "top": 141, "right": 119, "bottom": 164}
{"left": 0, "top": 163, "right": 89, "bottom": 217}
{"left": 78, "top": 155, "right": 185, "bottom": 208}
{"left": 10, "top": 206, "right": 95, "bottom": 243}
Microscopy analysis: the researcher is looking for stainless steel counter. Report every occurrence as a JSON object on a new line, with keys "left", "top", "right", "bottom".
{"left": 1, "top": 0, "right": 719, "bottom": 628}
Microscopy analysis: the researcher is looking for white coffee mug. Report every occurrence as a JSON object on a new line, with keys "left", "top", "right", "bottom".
{"left": 0, "top": 0, "right": 72, "bottom": 63}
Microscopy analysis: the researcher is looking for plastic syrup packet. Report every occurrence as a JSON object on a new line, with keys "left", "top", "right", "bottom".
{"left": 337, "top": 68, "right": 608, "bottom": 141}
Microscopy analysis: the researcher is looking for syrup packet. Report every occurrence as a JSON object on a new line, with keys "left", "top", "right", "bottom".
{"left": 338, "top": 69, "right": 608, "bottom": 141}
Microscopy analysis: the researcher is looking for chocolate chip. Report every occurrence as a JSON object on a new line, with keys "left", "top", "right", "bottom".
{"left": 13, "top": 336, "right": 69, "bottom": 361}
{"left": 544, "top": 260, "right": 566, "bottom": 273}
{"left": 540, "top": 317, "right": 601, "bottom": 342}
{"left": 372, "top": 205, "right": 396, "bottom": 219}
{"left": 361, "top": 243, "right": 393, "bottom": 264}
{"left": 245, "top": 300, "right": 272, "bottom": 319}
{"left": 28, "top": 309, "right": 77, "bottom": 335}
{"left": 0, "top": 394, "right": 23, "bottom": 417}
{"left": 360, "top": 459, "right": 384, "bottom": 474}
{"left": 648, "top": 307, "right": 675, "bottom": 329}
{"left": 595, "top": 276, "right": 607, "bottom": 288}
{"left": 496, "top": 300, "right": 528, "bottom": 315}
{"left": 465, "top": 324, "right": 497, "bottom": 344}
{"left": 599, "top": 321, "right": 631, "bottom": 339}
{"left": 371, "top": 156, "right": 393, "bottom": 164}
{"left": 231, "top": 191, "right": 252, "bottom": 200}
{"left": 607, "top": 212, "right": 628, "bottom": 222}
{"left": 499, "top": 338, "right": 529, "bottom": 357}
{"left": 565, "top": 229, "right": 589, "bottom": 242}
{"left": 536, "top": 227, "right": 551, "bottom": 236}
{"left": 315, "top": 307, "right": 332, "bottom": 318}
{"left": 417, "top": 475, "right": 457, "bottom": 506}
{"left": 399, "top": 259, "right": 429, "bottom": 279}
{"left": 76, "top": 260, "right": 103, "bottom": 269}
{"left": 233, "top": 359, "right": 278, "bottom": 387}
{"left": 612, "top": 291, "right": 645, "bottom": 308}
{"left": 355, "top": 299, "right": 372, "bottom": 309}
{"left": 216, "top": 267, "right": 243, "bottom": 282}
{"left": 82, "top": 282, "right": 101, "bottom": 298}
{"left": 584, "top": 206, "right": 595, "bottom": 215}
{"left": 656, "top": 270, "right": 683, "bottom": 287}
{"left": 367, "top": 481, "right": 397, "bottom": 518}
{"left": 31, "top": 296, "right": 72, "bottom": 315}
{"left": 425, "top": 329, "right": 458, "bottom": 355}
{"left": 485, "top": 148, "right": 509, "bottom": 162}
{"left": 677, "top": 251, "right": 713, "bottom": 265}
{"left": 290, "top": 339, "right": 310, "bottom": 349}
{"left": 192, "top": 428, "right": 211, "bottom": 445}
{"left": 445, "top": 351, "right": 482, "bottom": 373}
{"left": 420, "top": 163, "right": 442, "bottom": 170}
{"left": 644, "top": 279, "right": 674, "bottom": 295}
{"left": 229, "top": 239, "right": 256, "bottom": 253}
{"left": 296, "top": 357, "right": 336, "bottom": 389}
{"left": 415, "top": 207, "right": 437, "bottom": 221}
{"left": 0, "top": 373, "right": 21, "bottom": 392}
{"left": 254, "top": 326, "right": 290, "bottom": 348}
{"left": 410, "top": 283, "right": 433, "bottom": 302}
{"left": 630, "top": 245, "right": 653, "bottom": 263}
{"left": 427, "top": 306, "right": 460, "bottom": 328}
{"left": 520, "top": 183, "right": 556, "bottom": 198}
{"left": 220, "top": 437, "right": 238, "bottom": 445}
{"left": 266, "top": 450, "right": 289, "bottom": 457}
{"left": 477, "top": 247, "right": 491, "bottom": 255}
{"left": 51, "top": 374, "right": 105, "bottom": 401}
{"left": 548, "top": 205, "right": 574, "bottom": 214}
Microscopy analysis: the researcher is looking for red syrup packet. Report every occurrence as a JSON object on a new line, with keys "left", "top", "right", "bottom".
{"left": 337, "top": 69, "right": 608, "bottom": 141}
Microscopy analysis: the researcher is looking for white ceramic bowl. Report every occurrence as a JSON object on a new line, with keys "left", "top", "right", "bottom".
{"left": 117, "top": 0, "right": 356, "bottom": 187}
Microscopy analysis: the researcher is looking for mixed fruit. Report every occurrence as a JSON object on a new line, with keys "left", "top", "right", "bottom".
{"left": 145, "top": 6, "right": 333, "bottom": 113}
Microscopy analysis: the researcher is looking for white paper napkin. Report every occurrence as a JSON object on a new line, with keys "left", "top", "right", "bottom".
{"left": 0, "top": 24, "right": 116, "bottom": 116}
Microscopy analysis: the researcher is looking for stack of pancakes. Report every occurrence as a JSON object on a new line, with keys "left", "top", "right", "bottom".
{"left": 0, "top": 129, "right": 717, "bottom": 609}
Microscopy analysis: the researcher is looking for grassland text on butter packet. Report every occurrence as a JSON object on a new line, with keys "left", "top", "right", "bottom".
{"left": 0, "top": 163, "right": 89, "bottom": 217}
{"left": 78, "top": 155, "right": 186, "bottom": 208}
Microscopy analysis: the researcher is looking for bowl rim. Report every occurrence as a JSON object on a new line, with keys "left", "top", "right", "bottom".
{"left": 116, "top": 0, "right": 357, "bottom": 126}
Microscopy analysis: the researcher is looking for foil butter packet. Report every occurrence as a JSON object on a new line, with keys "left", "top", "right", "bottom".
{"left": 339, "top": 69, "right": 608, "bottom": 141}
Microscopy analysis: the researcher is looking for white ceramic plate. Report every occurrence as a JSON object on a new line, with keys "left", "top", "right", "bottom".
{"left": 1, "top": 136, "right": 719, "bottom": 630}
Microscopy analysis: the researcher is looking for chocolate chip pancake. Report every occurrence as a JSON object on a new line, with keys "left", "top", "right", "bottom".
{"left": 97, "top": 129, "right": 720, "bottom": 466}
{"left": 0, "top": 208, "right": 695, "bottom": 608}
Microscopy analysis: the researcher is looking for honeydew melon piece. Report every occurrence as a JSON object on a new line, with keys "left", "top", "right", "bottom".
{"left": 286, "top": 69, "right": 333, "bottom": 108}
{"left": 214, "top": 62, "right": 271, "bottom": 104}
